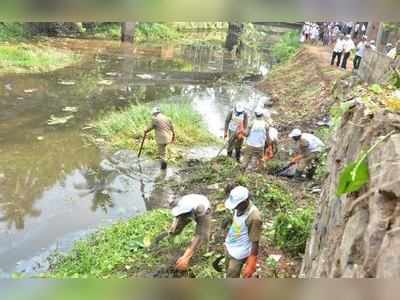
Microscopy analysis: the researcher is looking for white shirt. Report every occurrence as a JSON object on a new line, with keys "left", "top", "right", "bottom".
{"left": 343, "top": 39, "right": 355, "bottom": 53}
{"left": 356, "top": 41, "right": 367, "bottom": 57}
{"left": 387, "top": 48, "right": 397, "bottom": 59}
{"left": 333, "top": 39, "right": 345, "bottom": 52}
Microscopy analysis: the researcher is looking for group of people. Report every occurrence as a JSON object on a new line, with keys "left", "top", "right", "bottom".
{"left": 142, "top": 104, "right": 325, "bottom": 278}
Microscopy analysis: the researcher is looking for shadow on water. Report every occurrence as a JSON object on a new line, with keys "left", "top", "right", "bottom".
{"left": 0, "top": 37, "right": 271, "bottom": 275}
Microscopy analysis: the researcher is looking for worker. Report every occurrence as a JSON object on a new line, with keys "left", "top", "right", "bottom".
{"left": 169, "top": 194, "right": 211, "bottom": 271}
{"left": 224, "top": 186, "right": 262, "bottom": 278}
{"left": 224, "top": 103, "right": 248, "bottom": 162}
{"left": 288, "top": 129, "right": 325, "bottom": 178}
{"left": 241, "top": 108, "right": 269, "bottom": 171}
{"left": 144, "top": 107, "right": 175, "bottom": 170}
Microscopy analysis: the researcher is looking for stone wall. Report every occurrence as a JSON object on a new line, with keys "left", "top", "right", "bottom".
{"left": 358, "top": 49, "right": 399, "bottom": 84}
{"left": 301, "top": 94, "right": 400, "bottom": 278}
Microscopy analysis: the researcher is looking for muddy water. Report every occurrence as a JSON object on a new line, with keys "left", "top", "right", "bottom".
{"left": 0, "top": 38, "right": 270, "bottom": 275}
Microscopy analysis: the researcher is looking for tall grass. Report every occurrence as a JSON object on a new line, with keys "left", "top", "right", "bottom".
{"left": 0, "top": 23, "right": 24, "bottom": 41}
{"left": 94, "top": 102, "right": 217, "bottom": 161}
{"left": 0, "top": 44, "right": 81, "bottom": 74}
{"left": 271, "top": 31, "right": 301, "bottom": 63}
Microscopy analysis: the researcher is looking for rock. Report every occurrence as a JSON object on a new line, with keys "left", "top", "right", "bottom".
{"left": 207, "top": 183, "right": 220, "bottom": 190}
{"left": 301, "top": 101, "right": 400, "bottom": 278}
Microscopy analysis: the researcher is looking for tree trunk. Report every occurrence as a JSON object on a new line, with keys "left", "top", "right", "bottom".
{"left": 121, "top": 22, "right": 136, "bottom": 43}
{"left": 225, "top": 22, "right": 244, "bottom": 51}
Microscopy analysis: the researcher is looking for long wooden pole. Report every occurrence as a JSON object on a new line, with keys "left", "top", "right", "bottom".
{"left": 137, "top": 133, "right": 147, "bottom": 158}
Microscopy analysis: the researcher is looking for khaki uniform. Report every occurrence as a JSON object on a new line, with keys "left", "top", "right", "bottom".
{"left": 149, "top": 113, "right": 174, "bottom": 161}
{"left": 170, "top": 205, "right": 211, "bottom": 243}
{"left": 225, "top": 203, "right": 262, "bottom": 278}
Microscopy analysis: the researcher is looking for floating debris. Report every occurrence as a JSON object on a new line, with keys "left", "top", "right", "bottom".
{"left": 136, "top": 74, "right": 153, "bottom": 80}
{"left": 24, "top": 89, "right": 38, "bottom": 94}
{"left": 62, "top": 106, "right": 79, "bottom": 113}
{"left": 105, "top": 72, "right": 119, "bottom": 77}
{"left": 37, "top": 136, "right": 44, "bottom": 141}
{"left": 47, "top": 115, "right": 74, "bottom": 126}
{"left": 58, "top": 81, "right": 76, "bottom": 86}
{"left": 97, "top": 79, "right": 113, "bottom": 86}
{"left": 17, "top": 97, "right": 24, "bottom": 101}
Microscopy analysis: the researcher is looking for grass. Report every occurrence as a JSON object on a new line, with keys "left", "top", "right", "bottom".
{"left": 48, "top": 210, "right": 195, "bottom": 278}
{"left": 0, "top": 23, "right": 24, "bottom": 41}
{"left": 270, "top": 31, "right": 301, "bottom": 63}
{"left": 93, "top": 102, "right": 217, "bottom": 163}
{"left": 0, "top": 43, "right": 81, "bottom": 74}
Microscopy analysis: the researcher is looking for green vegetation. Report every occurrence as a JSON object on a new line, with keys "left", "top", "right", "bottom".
{"left": 136, "top": 23, "right": 181, "bottom": 41}
{"left": 93, "top": 102, "right": 217, "bottom": 163}
{"left": 0, "top": 23, "right": 24, "bottom": 41}
{"left": 271, "top": 207, "right": 314, "bottom": 256}
{"left": 0, "top": 43, "right": 81, "bottom": 74}
{"left": 91, "top": 23, "right": 121, "bottom": 40}
{"left": 271, "top": 31, "right": 301, "bottom": 63}
{"left": 50, "top": 210, "right": 192, "bottom": 278}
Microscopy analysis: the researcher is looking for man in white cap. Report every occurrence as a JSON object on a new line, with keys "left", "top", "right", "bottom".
{"left": 224, "top": 186, "right": 262, "bottom": 278}
{"left": 341, "top": 34, "right": 355, "bottom": 69}
{"left": 241, "top": 108, "right": 270, "bottom": 171}
{"left": 144, "top": 107, "right": 176, "bottom": 170}
{"left": 288, "top": 129, "right": 325, "bottom": 178}
{"left": 224, "top": 103, "right": 248, "bottom": 162}
{"left": 169, "top": 194, "right": 211, "bottom": 271}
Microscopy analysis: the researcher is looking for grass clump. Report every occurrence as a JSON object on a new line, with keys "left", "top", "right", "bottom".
{"left": 94, "top": 102, "right": 217, "bottom": 162}
{"left": 49, "top": 210, "right": 194, "bottom": 278}
{"left": 271, "top": 31, "right": 301, "bottom": 63}
{"left": 136, "top": 23, "right": 181, "bottom": 42}
{"left": 0, "top": 43, "right": 81, "bottom": 74}
{"left": 0, "top": 23, "right": 25, "bottom": 41}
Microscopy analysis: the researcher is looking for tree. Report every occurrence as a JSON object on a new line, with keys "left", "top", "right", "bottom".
{"left": 121, "top": 22, "right": 136, "bottom": 43}
{"left": 225, "top": 22, "right": 244, "bottom": 51}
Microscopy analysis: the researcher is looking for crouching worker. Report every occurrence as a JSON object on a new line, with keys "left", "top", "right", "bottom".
{"left": 288, "top": 128, "right": 325, "bottom": 179}
{"left": 241, "top": 108, "right": 269, "bottom": 171}
{"left": 169, "top": 194, "right": 211, "bottom": 271}
{"left": 144, "top": 107, "right": 176, "bottom": 170}
{"left": 224, "top": 186, "right": 263, "bottom": 278}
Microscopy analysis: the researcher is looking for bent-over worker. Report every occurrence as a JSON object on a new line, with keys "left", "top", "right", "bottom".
{"left": 169, "top": 194, "right": 211, "bottom": 271}
{"left": 288, "top": 128, "right": 325, "bottom": 178}
{"left": 224, "top": 186, "right": 263, "bottom": 278}
{"left": 144, "top": 107, "right": 175, "bottom": 170}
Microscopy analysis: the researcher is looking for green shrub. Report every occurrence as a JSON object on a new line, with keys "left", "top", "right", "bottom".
{"left": 272, "top": 207, "right": 315, "bottom": 256}
{"left": 271, "top": 31, "right": 301, "bottom": 63}
{"left": 0, "top": 23, "right": 24, "bottom": 41}
{"left": 136, "top": 23, "right": 181, "bottom": 41}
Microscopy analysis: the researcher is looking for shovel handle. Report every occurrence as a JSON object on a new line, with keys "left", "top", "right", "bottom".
{"left": 138, "top": 133, "right": 147, "bottom": 158}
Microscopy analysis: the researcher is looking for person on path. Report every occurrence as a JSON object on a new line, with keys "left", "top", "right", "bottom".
{"left": 224, "top": 186, "right": 262, "bottom": 278}
{"left": 169, "top": 194, "right": 211, "bottom": 271}
{"left": 224, "top": 103, "right": 248, "bottom": 162}
{"left": 144, "top": 107, "right": 175, "bottom": 170}
{"left": 288, "top": 129, "right": 325, "bottom": 179}
{"left": 241, "top": 108, "right": 269, "bottom": 171}
{"left": 331, "top": 34, "right": 345, "bottom": 67}
{"left": 341, "top": 34, "right": 355, "bottom": 69}
{"left": 387, "top": 41, "right": 398, "bottom": 59}
{"left": 353, "top": 35, "right": 368, "bottom": 70}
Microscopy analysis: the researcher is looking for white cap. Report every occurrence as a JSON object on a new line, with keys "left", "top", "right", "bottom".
{"left": 152, "top": 107, "right": 161, "bottom": 114}
{"left": 235, "top": 103, "right": 245, "bottom": 113}
{"left": 289, "top": 128, "right": 302, "bottom": 138}
{"left": 255, "top": 107, "right": 264, "bottom": 117}
{"left": 370, "top": 40, "right": 375, "bottom": 44}
{"left": 225, "top": 186, "right": 249, "bottom": 210}
{"left": 171, "top": 194, "right": 208, "bottom": 217}
{"left": 346, "top": 34, "right": 351, "bottom": 38}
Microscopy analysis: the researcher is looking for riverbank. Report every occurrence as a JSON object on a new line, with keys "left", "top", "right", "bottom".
{"left": 49, "top": 157, "right": 315, "bottom": 278}
{"left": 0, "top": 42, "right": 82, "bottom": 75}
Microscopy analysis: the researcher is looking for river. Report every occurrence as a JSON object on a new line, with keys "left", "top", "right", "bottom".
{"left": 0, "top": 36, "right": 272, "bottom": 276}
